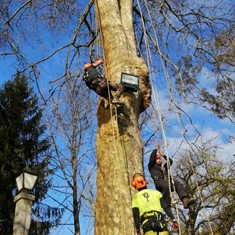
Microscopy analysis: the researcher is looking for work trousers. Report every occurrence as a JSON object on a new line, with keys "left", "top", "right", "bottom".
{"left": 155, "top": 178, "right": 188, "bottom": 207}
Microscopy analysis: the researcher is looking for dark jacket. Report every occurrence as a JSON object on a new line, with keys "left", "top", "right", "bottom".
{"left": 83, "top": 65, "right": 104, "bottom": 90}
{"left": 148, "top": 149, "right": 175, "bottom": 219}
{"left": 148, "top": 149, "right": 173, "bottom": 182}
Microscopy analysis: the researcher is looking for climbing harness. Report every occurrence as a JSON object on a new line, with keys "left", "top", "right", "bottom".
{"left": 141, "top": 210, "right": 166, "bottom": 234}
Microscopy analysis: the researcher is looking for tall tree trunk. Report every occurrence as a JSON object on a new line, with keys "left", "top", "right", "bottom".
{"left": 95, "top": 0, "right": 151, "bottom": 234}
{"left": 72, "top": 148, "right": 80, "bottom": 235}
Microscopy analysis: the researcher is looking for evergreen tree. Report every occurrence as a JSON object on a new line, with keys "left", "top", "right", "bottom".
{"left": 0, "top": 73, "right": 63, "bottom": 235}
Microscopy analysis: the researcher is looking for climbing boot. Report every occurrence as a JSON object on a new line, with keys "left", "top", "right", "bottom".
{"left": 183, "top": 197, "right": 196, "bottom": 209}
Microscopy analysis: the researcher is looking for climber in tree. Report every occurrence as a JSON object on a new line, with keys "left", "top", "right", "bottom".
{"left": 148, "top": 144, "right": 196, "bottom": 216}
{"left": 83, "top": 58, "right": 125, "bottom": 104}
{"left": 131, "top": 173, "right": 179, "bottom": 235}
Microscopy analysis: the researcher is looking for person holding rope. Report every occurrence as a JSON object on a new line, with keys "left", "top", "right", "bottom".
{"left": 83, "top": 58, "right": 125, "bottom": 104}
{"left": 131, "top": 173, "right": 179, "bottom": 235}
{"left": 148, "top": 144, "right": 196, "bottom": 215}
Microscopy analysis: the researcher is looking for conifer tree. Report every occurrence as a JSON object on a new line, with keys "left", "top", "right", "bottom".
{"left": 0, "top": 73, "right": 63, "bottom": 235}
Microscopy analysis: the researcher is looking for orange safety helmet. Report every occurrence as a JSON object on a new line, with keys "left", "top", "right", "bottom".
{"left": 131, "top": 173, "right": 147, "bottom": 190}
{"left": 155, "top": 154, "right": 161, "bottom": 160}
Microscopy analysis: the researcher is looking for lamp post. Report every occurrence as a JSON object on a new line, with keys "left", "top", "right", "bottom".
{"left": 13, "top": 169, "right": 38, "bottom": 235}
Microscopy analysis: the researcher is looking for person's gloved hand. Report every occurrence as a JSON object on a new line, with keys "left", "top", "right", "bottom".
{"left": 172, "top": 219, "right": 179, "bottom": 231}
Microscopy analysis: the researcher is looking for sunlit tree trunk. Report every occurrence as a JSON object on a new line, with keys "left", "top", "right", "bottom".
{"left": 95, "top": 0, "right": 151, "bottom": 234}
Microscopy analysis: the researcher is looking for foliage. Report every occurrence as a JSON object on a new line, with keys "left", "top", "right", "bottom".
{"left": 44, "top": 75, "right": 97, "bottom": 234}
{"left": 0, "top": 73, "right": 63, "bottom": 235}
{"left": 174, "top": 143, "right": 235, "bottom": 235}
{"left": 200, "top": 77, "right": 235, "bottom": 119}
{"left": 175, "top": 26, "right": 235, "bottom": 122}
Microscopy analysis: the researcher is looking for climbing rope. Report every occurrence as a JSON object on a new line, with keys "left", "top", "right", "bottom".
{"left": 94, "top": 0, "right": 117, "bottom": 123}
{"left": 136, "top": 1, "right": 215, "bottom": 234}
{"left": 135, "top": 0, "right": 183, "bottom": 232}
{"left": 136, "top": 0, "right": 177, "bottom": 200}
{"left": 95, "top": 0, "right": 136, "bottom": 200}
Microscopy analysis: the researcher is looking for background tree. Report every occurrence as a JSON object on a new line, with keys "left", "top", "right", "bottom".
{"left": 173, "top": 141, "right": 235, "bottom": 235}
{"left": 44, "top": 73, "right": 97, "bottom": 235}
{"left": 0, "top": 74, "right": 63, "bottom": 235}
{"left": 200, "top": 26, "right": 235, "bottom": 121}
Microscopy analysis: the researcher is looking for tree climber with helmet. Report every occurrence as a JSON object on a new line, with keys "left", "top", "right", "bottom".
{"left": 148, "top": 144, "right": 196, "bottom": 216}
{"left": 131, "top": 173, "right": 179, "bottom": 235}
{"left": 83, "top": 58, "right": 125, "bottom": 104}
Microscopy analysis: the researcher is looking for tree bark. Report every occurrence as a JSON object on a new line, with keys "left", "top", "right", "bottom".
{"left": 95, "top": 0, "right": 151, "bottom": 234}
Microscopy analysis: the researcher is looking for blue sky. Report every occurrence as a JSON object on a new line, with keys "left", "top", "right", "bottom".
{"left": 1, "top": 50, "right": 235, "bottom": 235}
{"left": 146, "top": 80, "right": 235, "bottom": 161}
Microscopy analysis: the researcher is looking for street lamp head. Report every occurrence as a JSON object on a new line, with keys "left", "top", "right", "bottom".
{"left": 120, "top": 72, "right": 139, "bottom": 92}
{"left": 16, "top": 168, "right": 38, "bottom": 192}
